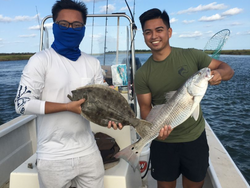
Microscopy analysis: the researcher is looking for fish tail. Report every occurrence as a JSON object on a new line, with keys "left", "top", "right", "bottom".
{"left": 114, "top": 142, "right": 142, "bottom": 170}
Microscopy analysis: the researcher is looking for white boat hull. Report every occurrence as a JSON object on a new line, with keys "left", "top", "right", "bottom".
{"left": 1, "top": 113, "right": 249, "bottom": 188}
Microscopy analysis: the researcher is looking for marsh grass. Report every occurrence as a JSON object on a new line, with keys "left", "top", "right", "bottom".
{"left": 0, "top": 53, "right": 34, "bottom": 61}
{"left": 0, "top": 50, "right": 249, "bottom": 62}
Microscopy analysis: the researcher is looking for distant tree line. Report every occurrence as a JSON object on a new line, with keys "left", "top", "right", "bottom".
{"left": 135, "top": 49, "right": 250, "bottom": 55}
{"left": 0, "top": 53, "right": 34, "bottom": 61}
{"left": 0, "top": 49, "right": 249, "bottom": 61}
{"left": 204, "top": 49, "right": 250, "bottom": 55}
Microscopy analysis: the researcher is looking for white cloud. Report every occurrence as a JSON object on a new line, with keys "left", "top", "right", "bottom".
{"left": 19, "top": 34, "right": 37, "bottom": 38}
{"left": 87, "top": 33, "right": 104, "bottom": 41}
{"left": 179, "top": 31, "right": 203, "bottom": 38}
{"left": 237, "top": 31, "right": 250, "bottom": 35}
{"left": 0, "top": 15, "right": 12, "bottom": 22}
{"left": 0, "top": 38, "right": 3, "bottom": 47}
{"left": 29, "top": 25, "right": 40, "bottom": 30}
{"left": 204, "top": 24, "right": 213, "bottom": 28}
{"left": 177, "top": 2, "right": 227, "bottom": 14}
{"left": 204, "top": 31, "right": 215, "bottom": 38}
{"left": 182, "top": 20, "right": 195, "bottom": 24}
{"left": 230, "top": 22, "right": 242, "bottom": 26}
{"left": 14, "top": 15, "right": 34, "bottom": 21}
{"left": 5, "top": 41, "right": 24, "bottom": 44}
{"left": 29, "top": 22, "right": 53, "bottom": 30}
{"left": 170, "top": 18, "right": 178, "bottom": 23}
{"left": 205, "top": 30, "right": 214, "bottom": 35}
{"left": 197, "top": 7, "right": 243, "bottom": 22}
{"left": 199, "top": 14, "right": 224, "bottom": 22}
{"left": 120, "top": 6, "right": 128, "bottom": 11}
{"left": 0, "top": 14, "right": 38, "bottom": 22}
{"left": 82, "top": 0, "right": 104, "bottom": 2}
{"left": 99, "top": 4, "right": 116, "bottom": 13}
{"left": 221, "top": 8, "right": 243, "bottom": 16}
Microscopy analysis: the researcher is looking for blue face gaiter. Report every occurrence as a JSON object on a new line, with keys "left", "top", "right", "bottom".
{"left": 51, "top": 23, "right": 85, "bottom": 61}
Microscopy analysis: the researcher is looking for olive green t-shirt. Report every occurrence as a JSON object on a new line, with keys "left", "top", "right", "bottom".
{"left": 134, "top": 47, "right": 212, "bottom": 143}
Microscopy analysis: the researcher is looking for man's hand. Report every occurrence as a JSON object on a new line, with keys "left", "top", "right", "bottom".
{"left": 209, "top": 70, "right": 222, "bottom": 85}
{"left": 108, "top": 121, "right": 123, "bottom": 130}
{"left": 157, "top": 125, "right": 172, "bottom": 140}
{"left": 67, "top": 98, "right": 85, "bottom": 114}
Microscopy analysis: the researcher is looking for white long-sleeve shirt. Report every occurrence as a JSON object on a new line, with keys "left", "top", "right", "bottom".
{"left": 15, "top": 48, "right": 104, "bottom": 160}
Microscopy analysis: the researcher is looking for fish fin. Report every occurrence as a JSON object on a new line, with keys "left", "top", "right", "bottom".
{"left": 135, "top": 120, "right": 153, "bottom": 138}
{"left": 146, "top": 104, "right": 165, "bottom": 122}
{"left": 191, "top": 105, "right": 200, "bottom": 121}
{"left": 80, "top": 112, "right": 93, "bottom": 122}
{"left": 67, "top": 94, "right": 73, "bottom": 101}
{"left": 114, "top": 142, "right": 141, "bottom": 170}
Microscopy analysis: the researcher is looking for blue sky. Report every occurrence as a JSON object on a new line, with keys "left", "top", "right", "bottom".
{"left": 0, "top": 0, "right": 249, "bottom": 53}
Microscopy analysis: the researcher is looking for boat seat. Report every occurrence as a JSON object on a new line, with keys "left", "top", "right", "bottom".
{"left": 9, "top": 121, "right": 143, "bottom": 188}
{"left": 9, "top": 154, "right": 39, "bottom": 188}
{"left": 9, "top": 154, "right": 142, "bottom": 188}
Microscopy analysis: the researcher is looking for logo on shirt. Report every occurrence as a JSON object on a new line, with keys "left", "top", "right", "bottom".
{"left": 178, "top": 65, "right": 189, "bottom": 78}
{"left": 15, "top": 85, "right": 31, "bottom": 114}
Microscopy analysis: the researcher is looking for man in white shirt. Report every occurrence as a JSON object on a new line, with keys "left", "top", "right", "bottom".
{"left": 15, "top": 0, "right": 105, "bottom": 187}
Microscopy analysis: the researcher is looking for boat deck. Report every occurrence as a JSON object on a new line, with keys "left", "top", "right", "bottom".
{"left": 0, "top": 172, "right": 212, "bottom": 188}
{"left": 4, "top": 122, "right": 249, "bottom": 188}
{"left": 205, "top": 122, "right": 249, "bottom": 188}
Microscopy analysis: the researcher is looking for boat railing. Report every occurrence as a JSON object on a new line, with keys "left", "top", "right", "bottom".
{"left": 205, "top": 121, "right": 250, "bottom": 188}
{"left": 0, "top": 115, "right": 37, "bottom": 187}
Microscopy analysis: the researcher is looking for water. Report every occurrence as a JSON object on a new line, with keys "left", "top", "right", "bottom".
{"left": 0, "top": 54, "right": 250, "bottom": 184}
{"left": 0, "top": 60, "right": 28, "bottom": 124}
{"left": 201, "top": 55, "right": 250, "bottom": 184}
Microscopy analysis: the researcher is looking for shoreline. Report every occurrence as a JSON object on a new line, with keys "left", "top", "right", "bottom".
{"left": 0, "top": 53, "right": 34, "bottom": 61}
{"left": 0, "top": 49, "right": 250, "bottom": 61}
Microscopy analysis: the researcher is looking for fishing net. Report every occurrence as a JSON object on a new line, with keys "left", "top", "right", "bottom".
{"left": 203, "top": 29, "right": 230, "bottom": 59}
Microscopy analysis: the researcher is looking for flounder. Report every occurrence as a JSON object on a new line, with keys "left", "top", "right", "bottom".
{"left": 67, "top": 84, "right": 152, "bottom": 136}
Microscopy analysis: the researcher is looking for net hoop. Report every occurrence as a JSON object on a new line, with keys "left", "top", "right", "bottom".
{"left": 203, "top": 29, "right": 230, "bottom": 59}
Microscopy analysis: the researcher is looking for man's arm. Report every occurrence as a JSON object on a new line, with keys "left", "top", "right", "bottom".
{"left": 208, "top": 59, "right": 234, "bottom": 85}
{"left": 137, "top": 93, "right": 152, "bottom": 119}
{"left": 44, "top": 99, "right": 85, "bottom": 114}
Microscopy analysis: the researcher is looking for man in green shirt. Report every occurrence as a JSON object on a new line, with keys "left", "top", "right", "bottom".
{"left": 134, "top": 8, "right": 234, "bottom": 188}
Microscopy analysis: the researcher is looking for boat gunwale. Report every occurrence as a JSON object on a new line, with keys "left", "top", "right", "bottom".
{"left": 0, "top": 115, "right": 36, "bottom": 138}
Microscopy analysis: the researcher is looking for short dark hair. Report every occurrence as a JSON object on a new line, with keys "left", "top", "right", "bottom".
{"left": 139, "top": 8, "right": 170, "bottom": 30}
{"left": 52, "top": 0, "right": 88, "bottom": 24}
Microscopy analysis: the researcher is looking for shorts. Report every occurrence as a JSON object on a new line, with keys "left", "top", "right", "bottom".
{"left": 150, "top": 130, "right": 209, "bottom": 182}
{"left": 37, "top": 150, "right": 105, "bottom": 188}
